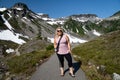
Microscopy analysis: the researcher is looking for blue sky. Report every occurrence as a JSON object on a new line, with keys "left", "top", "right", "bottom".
{"left": 0, "top": 0, "right": 120, "bottom": 18}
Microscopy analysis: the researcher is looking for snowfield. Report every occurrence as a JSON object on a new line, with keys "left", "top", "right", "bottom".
{"left": 6, "top": 48, "right": 14, "bottom": 53}
{"left": 0, "top": 30, "right": 26, "bottom": 44}
{"left": 93, "top": 30, "right": 101, "bottom": 36}
{"left": 1, "top": 15, "right": 14, "bottom": 30}
{"left": 48, "top": 34, "right": 87, "bottom": 43}
{"left": 0, "top": 8, "right": 7, "bottom": 12}
{"left": 0, "top": 14, "right": 28, "bottom": 44}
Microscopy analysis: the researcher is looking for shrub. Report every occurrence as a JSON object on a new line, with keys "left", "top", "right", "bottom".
{"left": 46, "top": 44, "right": 54, "bottom": 51}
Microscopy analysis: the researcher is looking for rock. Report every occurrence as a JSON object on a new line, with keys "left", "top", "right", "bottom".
{"left": 5, "top": 72, "right": 10, "bottom": 76}
{"left": 113, "top": 73, "right": 120, "bottom": 80}
{"left": 0, "top": 73, "right": 4, "bottom": 80}
{"left": 97, "top": 65, "right": 106, "bottom": 76}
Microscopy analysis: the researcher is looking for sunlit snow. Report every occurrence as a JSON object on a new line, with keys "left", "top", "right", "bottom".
{"left": 0, "top": 8, "right": 7, "bottom": 12}
{"left": 48, "top": 34, "right": 87, "bottom": 43}
{"left": 15, "top": 8, "right": 23, "bottom": 11}
{"left": 0, "top": 30, "right": 26, "bottom": 44}
{"left": 6, "top": 48, "right": 14, "bottom": 53}
{"left": 93, "top": 30, "right": 101, "bottom": 36}
{"left": 1, "top": 15, "right": 14, "bottom": 30}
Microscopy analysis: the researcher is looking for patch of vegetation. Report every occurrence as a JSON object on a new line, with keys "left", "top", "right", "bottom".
{"left": 100, "top": 19, "right": 120, "bottom": 33}
{"left": 72, "top": 30, "right": 120, "bottom": 80}
{"left": 85, "top": 22, "right": 106, "bottom": 33}
{"left": 0, "top": 40, "right": 18, "bottom": 49}
{"left": 64, "top": 18, "right": 85, "bottom": 36}
{"left": 0, "top": 16, "right": 8, "bottom": 30}
{"left": 7, "top": 50, "right": 53, "bottom": 74}
{"left": 36, "top": 35, "right": 42, "bottom": 40}
{"left": 51, "top": 24, "right": 59, "bottom": 29}
{"left": 46, "top": 44, "right": 54, "bottom": 51}
{"left": 4, "top": 12, "right": 9, "bottom": 20}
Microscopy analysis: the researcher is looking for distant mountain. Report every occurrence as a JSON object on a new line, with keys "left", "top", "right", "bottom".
{"left": 37, "top": 13, "right": 103, "bottom": 39}
{"left": 38, "top": 13, "right": 102, "bottom": 25}
{"left": 105, "top": 10, "right": 120, "bottom": 20}
{"left": 112, "top": 10, "right": 120, "bottom": 16}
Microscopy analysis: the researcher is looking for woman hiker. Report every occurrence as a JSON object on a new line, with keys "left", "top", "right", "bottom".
{"left": 54, "top": 27, "right": 75, "bottom": 77}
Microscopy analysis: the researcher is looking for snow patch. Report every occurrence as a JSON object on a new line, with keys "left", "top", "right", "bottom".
{"left": 0, "top": 8, "right": 7, "bottom": 12}
{"left": 82, "top": 26, "right": 88, "bottom": 32}
{"left": 67, "top": 34, "right": 87, "bottom": 43}
{"left": 48, "top": 34, "right": 87, "bottom": 43}
{"left": 76, "top": 28, "right": 79, "bottom": 33}
{"left": 48, "top": 37, "right": 54, "bottom": 43}
{"left": 93, "top": 30, "right": 101, "bottom": 36}
{"left": 15, "top": 8, "right": 23, "bottom": 11}
{"left": 7, "top": 13, "right": 12, "bottom": 18}
{"left": 37, "top": 13, "right": 44, "bottom": 15}
{"left": 6, "top": 48, "right": 14, "bottom": 53}
{"left": 42, "top": 18, "right": 49, "bottom": 21}
{"left": 0, "top": 30, "right": 26, "bottom": 44}
{"left": 1, "top": 15, "right": 14, "bottom": 30}
{"left": 23, "top": 17, "right": 31, "bottom": 21}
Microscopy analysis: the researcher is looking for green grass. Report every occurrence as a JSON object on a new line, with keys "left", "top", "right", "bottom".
{"left": 7, "top": 50, "right": 53, "bottom": 74}
{"left": 64, "top": 18, "right": 85, "bottom": 36}
{"left": 72, "top": 30, "right": 120, "bottom": 80}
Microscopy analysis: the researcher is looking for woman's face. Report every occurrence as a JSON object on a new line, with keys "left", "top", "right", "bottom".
{"left": 57, "top": 29, "right": 63, "bottom": 36}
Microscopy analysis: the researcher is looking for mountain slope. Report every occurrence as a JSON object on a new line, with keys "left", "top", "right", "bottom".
{"left": 72, "top": 30, "right": 120, "bottom": 79}
{"left": 0, "top": 3, "right": 56, "bottom": 55}
{"left": 0, "top": 3, "right": 55, "bottom": 42}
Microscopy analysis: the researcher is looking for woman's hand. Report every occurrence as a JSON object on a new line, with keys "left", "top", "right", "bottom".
{"left": 67, "top": 49, "right": 72, "bottom": 54}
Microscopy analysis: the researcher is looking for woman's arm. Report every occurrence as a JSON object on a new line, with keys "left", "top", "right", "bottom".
{"left": 66, "top": 35, "right": 72, "bottom": 53}
{"left": 54, "top": 36, "right": 57, "bottom": 49}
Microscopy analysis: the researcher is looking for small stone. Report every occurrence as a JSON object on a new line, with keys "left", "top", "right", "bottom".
{"left": 5, "top": 72, "right": 10, "bottom": 76}
{"left": 113, "top": 73, "right": 120, "bottom": 80}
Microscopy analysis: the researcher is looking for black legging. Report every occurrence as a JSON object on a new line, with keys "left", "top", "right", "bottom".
{"left": 57, "top": 53, "right": 73, "bottom": 68}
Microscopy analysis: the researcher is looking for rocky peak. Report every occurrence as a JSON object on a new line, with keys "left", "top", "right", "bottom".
{"left": 69, "top": 14, "right": 98, "bottom": 18}
{"left": 66, "top": 14, "right": 100, "bottom": 23}
{"left": 37, "top": 13, "right": 49, "bottom": 18}
{"left": 11, "top": 2, "right": 29, "bottom": 11}
{"left": 10, "top": 2, "right": 30, "bottom": 17}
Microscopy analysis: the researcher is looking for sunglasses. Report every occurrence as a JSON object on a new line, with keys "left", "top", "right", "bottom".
{"left": 57, "top": 30, "right": 62, "bottom": 32}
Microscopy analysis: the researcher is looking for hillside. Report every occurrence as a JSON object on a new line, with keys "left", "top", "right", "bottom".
{"left": 72, "top": 30, "right": 120, "bottom": 80}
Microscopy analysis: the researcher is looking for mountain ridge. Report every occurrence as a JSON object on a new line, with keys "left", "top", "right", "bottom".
{"left": 0, "top": 2, "right": 120, "bottom": 55}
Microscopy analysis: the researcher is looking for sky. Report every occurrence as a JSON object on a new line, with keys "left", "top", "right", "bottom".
{"left": 0, "top": 0, "right": 120, "bottom": 18}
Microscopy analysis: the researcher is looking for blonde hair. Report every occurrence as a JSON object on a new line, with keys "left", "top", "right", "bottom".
{"left": 55, "top": 27, "right": 64, "bottom": 36}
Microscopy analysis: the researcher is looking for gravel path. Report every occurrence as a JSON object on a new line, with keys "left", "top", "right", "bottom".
{"left": 30, "top": 53, "right": 87, "bottom": 80}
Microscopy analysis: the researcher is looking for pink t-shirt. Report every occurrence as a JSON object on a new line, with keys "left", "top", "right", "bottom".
{"left": 56, "top": 34, "right": 69, "bottom": 54}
